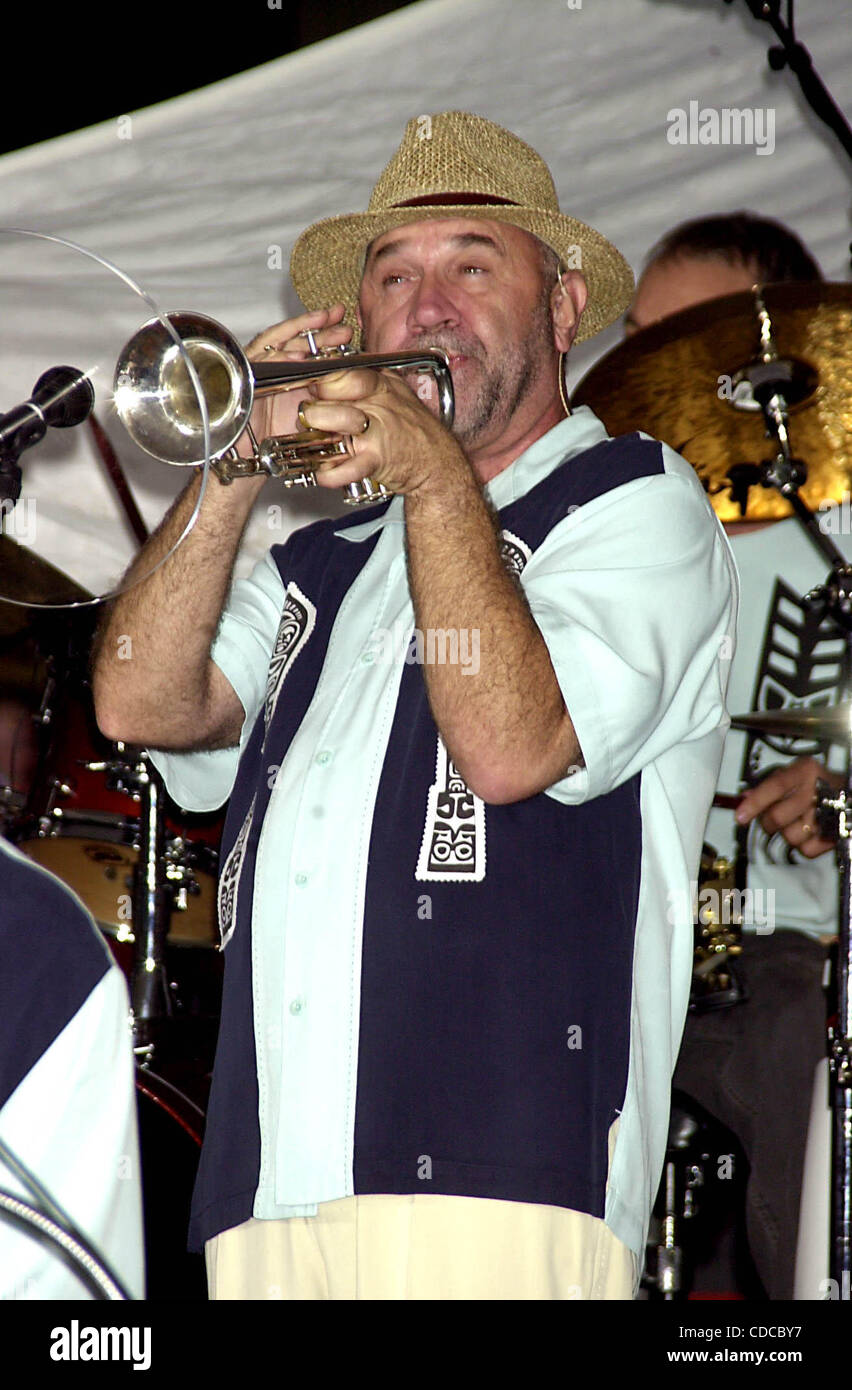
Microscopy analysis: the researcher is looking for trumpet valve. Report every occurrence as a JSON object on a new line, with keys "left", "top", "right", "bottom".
{"left": 344, "top": 479, "right": 391, "bottom": 505}
{"left": 258, "top": 431, "right": 349, "bottom": 478}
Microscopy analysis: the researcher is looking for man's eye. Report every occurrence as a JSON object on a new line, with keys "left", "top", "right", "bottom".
{"left": 381, "top": 273, "right": 406, "bottom": 286}
{"left": 461, "top": 264, "right": 486, "bottom": 275}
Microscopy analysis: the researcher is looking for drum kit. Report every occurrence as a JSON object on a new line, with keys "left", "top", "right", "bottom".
{"left": 575, "top": 279, "right": 852, "bottom": 1299}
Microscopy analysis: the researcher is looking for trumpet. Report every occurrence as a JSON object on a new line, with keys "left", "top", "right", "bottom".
{"left": 113, "top": 311, "right": 454, "bottom": 504}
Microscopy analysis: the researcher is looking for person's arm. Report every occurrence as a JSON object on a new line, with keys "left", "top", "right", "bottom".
{"left": 93, "top": 305, "right": 350, "bottom": 751}
{"left": 403, "top": 463, "right": 580, "bottom": 803}
{"left": 92, "top": 470, "right": 265, "bottom": 750}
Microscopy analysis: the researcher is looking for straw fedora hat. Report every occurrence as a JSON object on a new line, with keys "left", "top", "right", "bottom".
{"left": 289, "top": 111, "right": 634, "bottom": 346}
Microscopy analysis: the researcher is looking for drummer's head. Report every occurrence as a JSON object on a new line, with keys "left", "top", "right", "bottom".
{"left": 624, "top": 212, "right": 822, "bottom": 335}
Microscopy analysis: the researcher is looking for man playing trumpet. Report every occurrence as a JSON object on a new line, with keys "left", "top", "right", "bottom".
{"left": 93, "top": 111, "right": 736, "bottom": 1300}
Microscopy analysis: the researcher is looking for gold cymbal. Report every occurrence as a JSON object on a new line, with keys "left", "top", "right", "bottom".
{"left": 731, "top": 705, "right": 852, "bottom": 741}
{"left": 0, "top": 535, "right": 91, "bottom": 632}
{"left": 572, "top": 282, "right": 852, "bottom": 522}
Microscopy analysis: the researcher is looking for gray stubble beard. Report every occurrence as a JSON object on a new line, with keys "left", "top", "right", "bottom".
{"left": 360, "top": 281, "right": 557, "bottom": 449}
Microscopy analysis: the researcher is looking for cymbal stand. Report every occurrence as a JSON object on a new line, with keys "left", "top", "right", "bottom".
{"left": 129, "top": 753, "right": 172, "bottom": 1057}
{"left": 745, "top": 291, "right": 852, "bottom": 1297}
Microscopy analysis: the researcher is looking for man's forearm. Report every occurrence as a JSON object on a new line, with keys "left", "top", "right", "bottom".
{"left": 92, "top": 471, "right": 265, "bottom": 749}
{"left": 404, "top": 459, "right": 580, "bottom": 803}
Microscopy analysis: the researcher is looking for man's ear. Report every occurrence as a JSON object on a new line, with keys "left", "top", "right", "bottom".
{"left": 551, "top": 271, "right": 588, "bottom": 353}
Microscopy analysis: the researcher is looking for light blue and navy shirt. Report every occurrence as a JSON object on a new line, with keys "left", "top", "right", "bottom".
{"left": 150, "top": 406, "right": 738, "bottom": 1260}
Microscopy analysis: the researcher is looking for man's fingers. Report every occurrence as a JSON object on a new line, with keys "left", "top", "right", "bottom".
{"left": 310, "top": 367, "right": 383, "bottom": 400}
{"left": 780, "top": 818, "right": 833, "bottom": 855}
{"left": 735, "top": 757, "right": 822, "bottom": 825}
{"left": 730, "top": 754, "right": 839, "bottom": 856}
{"left": 736, "top": 776, "right": 794, "bottom": 824}
{"left": 298, "top": 401, "right": 370, "bottom": 437}
{"left": 757, "top": 786, "right": 816, "bottom": 836}
{"left": 798, "top": 832, "right": 836, "bottom": 859}
{"left": 313, "top": 455, "right": 369, "bottom": 490}
{"left": 245, "top": 304, "right": 348, "bottom": 357}
{"left": 258, "top": 327, "right": 352, "bottom": 364}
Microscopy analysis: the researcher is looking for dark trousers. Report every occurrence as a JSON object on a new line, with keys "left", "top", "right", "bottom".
{"left": 673, "top": 930, "right": 829, "bottom": 1301}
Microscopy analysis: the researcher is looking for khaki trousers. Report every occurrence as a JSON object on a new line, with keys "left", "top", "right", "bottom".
{"left": 204, "top": 1125, "right": 640, "bottom": 1300}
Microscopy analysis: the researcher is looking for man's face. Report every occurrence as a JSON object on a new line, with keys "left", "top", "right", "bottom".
{"left": 357, "top": 218, "right": 563, "bottom": 447}
{"left": 625, "top": 253, "right": 759, "bottom": 335}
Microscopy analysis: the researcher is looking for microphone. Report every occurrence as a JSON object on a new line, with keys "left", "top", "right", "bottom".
{"left": 0, "top": 366, "right": 95, "bottom": 502}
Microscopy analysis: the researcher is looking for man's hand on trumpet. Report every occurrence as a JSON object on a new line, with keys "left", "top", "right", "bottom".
{"left": 236, "top": 303, "right": 352, "bottom": 459}
{"left": 297, "top": 363, "right": 465, "bottom": 498}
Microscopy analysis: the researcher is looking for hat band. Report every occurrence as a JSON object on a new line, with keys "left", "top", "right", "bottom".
{"left": 391, "top": 192, "right": 520, "bottom": 208}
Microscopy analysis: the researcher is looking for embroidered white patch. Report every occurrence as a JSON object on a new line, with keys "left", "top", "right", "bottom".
{"left": 264, "top": 583, "right": 316, "bottom": 730}
{"left": 415, "top": 738, "right": 486, "bottom": 882}
{"left": 217, "top": 795, "right": 255, "bottom": 948}
{"left": 499, "top": 529, "right": 532, "bottom": 579}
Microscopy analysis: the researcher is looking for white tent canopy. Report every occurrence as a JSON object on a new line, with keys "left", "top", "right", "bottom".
{"left": 1, "top": 0, "right": 850, "bottom": 593}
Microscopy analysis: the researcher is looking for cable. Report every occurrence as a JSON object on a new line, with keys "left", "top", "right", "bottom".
{"left": 0, "top": 1192, "right": 128, "bottom": 1300}
{"left": 0, "top": 1133, "right": 131, "bottom": 1300}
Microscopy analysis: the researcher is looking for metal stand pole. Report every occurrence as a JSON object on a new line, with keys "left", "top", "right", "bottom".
{"left": 129, "top": 756, "right": 172, "bottom": 1055}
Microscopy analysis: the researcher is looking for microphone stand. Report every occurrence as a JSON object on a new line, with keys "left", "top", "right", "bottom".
{"left": 728, "top": 0, "right": 852, "bottom": 173}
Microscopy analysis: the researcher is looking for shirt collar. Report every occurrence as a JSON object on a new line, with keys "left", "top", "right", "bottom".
{"left": 335, "top": 406, "right": 609, "bottom": 543}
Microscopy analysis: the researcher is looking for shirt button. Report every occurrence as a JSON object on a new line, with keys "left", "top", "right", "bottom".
{"left": 294, "top": 872, "right": 308, "bottom": 886}
{"left": 315, "top": 750, "right": 333, "bottom": 766}
{"left": 289, "top": 997, "right": 305, "bottom": 1015}
{"left": 361, "top": 650, "right": 375, "bottom": 665}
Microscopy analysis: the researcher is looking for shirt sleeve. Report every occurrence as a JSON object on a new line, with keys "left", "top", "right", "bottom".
{"left": 147, "top": 548, "right": 286, "bottom": 812}
{"left": 0, "top": 965, "right": 144, "bottom": 1300}
{"left": 522, "top": 458, "right": 738, "bottom": 805}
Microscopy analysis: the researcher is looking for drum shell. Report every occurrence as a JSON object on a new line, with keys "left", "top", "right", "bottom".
{"left": 14, "top": 684, "right": 225, "bottom": 1013}
{"left": 135, "top": 1067, "right": 208, "bottom": 1300}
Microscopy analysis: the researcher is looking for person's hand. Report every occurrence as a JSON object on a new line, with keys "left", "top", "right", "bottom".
{"left": 297, "top": 364, "right": 465, "bottom": 498}
{"left": 735, "top": 755, "right": 842, "bottom": 858}
{"left": 237, "top": 304, "right": 352, "bottom": 457}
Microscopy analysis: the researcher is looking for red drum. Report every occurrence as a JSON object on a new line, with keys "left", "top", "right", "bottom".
{"left": 16, "top": 685, "right": 224, "bottom": 952}
{"left": 135, "top": 1066, "right": 207, "bottom": 1300}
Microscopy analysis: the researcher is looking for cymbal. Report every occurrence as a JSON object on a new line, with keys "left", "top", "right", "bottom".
{"left": 731, "top": 704, "right": 852, "bottom": 741}
{"left": 572, "top": 282, "right": 852, "bottom": 522}
{"left": 0, "top": 536, "right": 91, "bottom": 637}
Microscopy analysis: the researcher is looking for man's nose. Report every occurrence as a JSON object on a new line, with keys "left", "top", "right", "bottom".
{"left": 407, "top": 274, "right": 459, "bottom": 332}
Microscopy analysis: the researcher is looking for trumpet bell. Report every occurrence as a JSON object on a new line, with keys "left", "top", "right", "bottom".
{"left": 113, "top": 311, "right": 253, "bottom": 465}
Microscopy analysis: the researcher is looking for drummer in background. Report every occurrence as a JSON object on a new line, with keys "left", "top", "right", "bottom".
{"left": 626, "top": 211, "right": 845, "bottom": 1300}
{"left": 0, "top": 830, "right": 144, "bottom": 1298}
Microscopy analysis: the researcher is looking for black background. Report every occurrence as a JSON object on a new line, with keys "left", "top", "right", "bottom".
{"left": 2, "top": 1, "right": 419, "bottom": 156}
